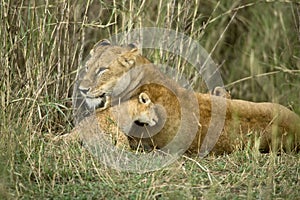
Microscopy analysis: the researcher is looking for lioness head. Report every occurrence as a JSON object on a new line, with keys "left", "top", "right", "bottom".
{"left": 76, "top": 39, "right": 150, "bottom": 110}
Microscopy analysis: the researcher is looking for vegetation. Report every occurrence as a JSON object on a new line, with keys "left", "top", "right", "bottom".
{"left": 1, "top": 0, "right": 299, "bottom": 199}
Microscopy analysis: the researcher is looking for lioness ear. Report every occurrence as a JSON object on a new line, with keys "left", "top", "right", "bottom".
{"left": 95, "top": 39, "right": 111, "bottom": 47}
{"left": 90, "top": 39, "right": 111, "bottom": 55}
{"left": 118, "top": 48, "right": 140, "bottom": 68}
{"left": 211, "top": 86, "right": 231, "bottom": 99}
{"left": 127, "top": 41, "right": 139, "bottom": 49}
{"left": 139, "top": 92, "right": 151, "bottom": 105}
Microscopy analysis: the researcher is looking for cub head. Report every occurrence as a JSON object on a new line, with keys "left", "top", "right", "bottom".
{"left": 130, "top": 92, "right": 158, "bottom": 127}
{"left": 76, "top": 39, "right": 150, "bottom": 110}
{"left": 111, "top": 92, "right": 159, "bottom": 135}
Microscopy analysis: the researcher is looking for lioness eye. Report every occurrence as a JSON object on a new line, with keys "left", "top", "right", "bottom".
{"left": 96, "top": 67, "right": 108, "bottom": 76}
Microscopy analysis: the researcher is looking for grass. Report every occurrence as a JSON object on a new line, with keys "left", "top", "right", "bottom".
{"left": 1, "top": 0, "right": 300, "bottom": 199}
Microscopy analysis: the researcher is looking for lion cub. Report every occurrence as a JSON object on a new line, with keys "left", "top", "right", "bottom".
{"left": 56, "top": 92, "right": 158, "bottom": 149}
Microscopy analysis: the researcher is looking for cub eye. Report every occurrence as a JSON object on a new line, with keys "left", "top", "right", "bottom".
{"left": 96, "top": 67, "right": 108, "bottom": 76}
{"left": 140, "top": 96, "right": 147, "bottom": 104}
{"left": 139, "top": 92, "right": 150, "bottom": 105}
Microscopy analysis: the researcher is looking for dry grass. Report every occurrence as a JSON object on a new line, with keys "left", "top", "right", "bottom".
{"left": 1, "top": 0, "right": 300, "bottom": 199}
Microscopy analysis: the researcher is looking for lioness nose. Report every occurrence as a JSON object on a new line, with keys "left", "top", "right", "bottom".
{"left": 78, "top": 79, "right": 92, "bottom": 95}
{"left": 78, "top": 86, "right": 90, "bottom": 95}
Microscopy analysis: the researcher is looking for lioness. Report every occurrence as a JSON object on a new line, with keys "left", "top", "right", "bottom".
{"left": 72, "top": 40, "right": 300, "bottom": 155}
{"left": 73, "top": 39, "right": 151, "bottom": 123}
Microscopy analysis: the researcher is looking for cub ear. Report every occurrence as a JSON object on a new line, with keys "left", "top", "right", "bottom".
{"left": 139, "top": 92, "right": 151, "bottom": 105}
